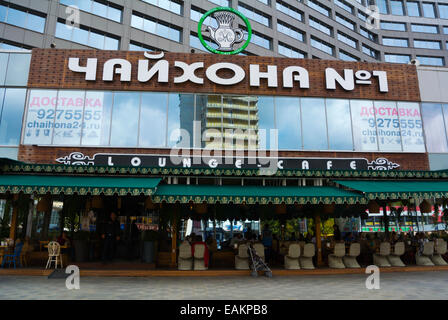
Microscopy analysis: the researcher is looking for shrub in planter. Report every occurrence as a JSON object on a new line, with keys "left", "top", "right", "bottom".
{"left": 141, "top": 230, "right": 159, "bottom": 263}
{"left": 72, "top": 231, "right": 90, "bottom": 262}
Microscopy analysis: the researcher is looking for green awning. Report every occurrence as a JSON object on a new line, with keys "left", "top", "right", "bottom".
{"left": 0, "top": 175, "right": 161, "bottom": 195}
{"left": 152, "top": 185, "right": 365, "bottom": 204}
{"left": 335, "top": 180, "right": 448, "bottom": 200}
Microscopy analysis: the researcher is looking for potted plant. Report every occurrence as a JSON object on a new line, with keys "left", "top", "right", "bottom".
{"left": 141, "top": 230, "right": 159, "bottom": 263}
{"left": 72, "top": 231, "right": 90, "bottom": 262}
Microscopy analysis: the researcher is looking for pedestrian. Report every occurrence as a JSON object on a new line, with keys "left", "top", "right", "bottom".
{"left": 261, "top": 224, "right": 273, "bottom": 263}
{"left": 101, "top": 212, "right": 121, "bottom": 264}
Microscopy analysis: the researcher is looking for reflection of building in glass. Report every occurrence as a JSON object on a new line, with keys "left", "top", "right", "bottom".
{"left": 195, "top": 95, "right": 259, "bottom": 149}
{"left": 178, "top": 94, "right": 195, "bottom": 148}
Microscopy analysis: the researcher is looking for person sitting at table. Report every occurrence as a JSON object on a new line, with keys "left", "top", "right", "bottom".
{"left": 333, "top": 225, "right": 342, "bottom": 242}
{"left": 344, "top": 232, "right": 355, "bottom": 243}
{"left": 57, "top": 232, "right": 70, "bottom": 247}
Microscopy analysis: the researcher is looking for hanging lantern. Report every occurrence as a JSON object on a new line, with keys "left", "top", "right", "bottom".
{"left": 36, "top": 196, "right": 51, "bottom": 212}
{"left": 275, "top": 203, "right": 287, "bottom": 215}
{"left": 145, "top": 197, "right": 155, "bottom": 210}
{"left": 195, "top": 203, "right": 208, "bottom": 214}
{"left": 91, "top": 196, "right": 103, "bottom": 209}
{"left": 368, "top": 200, "right": 380, "bottom": 214}
{"left": 323, "top": 204, "right": 335, "bottom": 214}
{"left": 419, "top": 199, "right": 432, "bottom": 213}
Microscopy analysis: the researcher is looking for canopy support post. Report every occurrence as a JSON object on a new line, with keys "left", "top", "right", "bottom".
{"left": 169, "top": 204, "right": 179, "bottom": 269}
{"left": 9, "top": 194, "right": 19, "bottom": 241}
{"left": 315, "top": 212, "right": 323, "bottom": 267}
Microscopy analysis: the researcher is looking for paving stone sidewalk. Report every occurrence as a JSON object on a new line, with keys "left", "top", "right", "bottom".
{"left": 1, "top": 272, "right": 447, "bottom": 300}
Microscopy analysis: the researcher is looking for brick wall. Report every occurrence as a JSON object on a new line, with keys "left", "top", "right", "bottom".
{"left": 27, "top": 49, "right": 420, "bottom": 101}
{"left": 18, "top": 145, "right": 429, "bottom": 171}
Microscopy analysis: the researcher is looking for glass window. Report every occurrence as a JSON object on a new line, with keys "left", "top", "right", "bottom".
{"left": 382, "top": 37, "right": 409, "bottom": 47}
{"left": 421, "top": 103, "right": 448, "bottom": 153}
{"left": 360, "top": 27, "right": 377, "bottom": 42}
{"left": 416, "top": 56, "right": 444, "bottom": 66}
{"left": 444, "top": 27, "right": 448, "bottom": 34}
{"left": 326, "top": 99, "right": 353, "bottom": 150}
{"left": 377, "top": 0, "right": 388, "bottom": 14}
{"left": 275, "top": 97, "right": 301, "bottom": 150}
{"left": 88, "top": 31, "right": 104, "bottom": 49}
{"left": 276, "top": 1, "right": 302, "bottom": 21}
{"left": 397, "top": 102, "right": 425, "bottom": 152}
{"left": 110, "top": 92, "right": 139, "bottom": 147}
{"left": 309, "top": 17, "right": 332, "bottom": 35}
{"left": 72, "top": 27, "right": 90, "bottom": 45}
{"left": 256, "top": 96, "right": 275, "bottom": 150}
{"left": 277, "top": 21, "right": 304, "bottom": 42}
{"left": 82, "top": 91, "right": 113, "bottom": 146}
{"left": 23, "top": 90, "right": 58, "bottom": 145}
{"left": 336, "top": 14, "right": 355, "bottom": 30}
{"left": 92, "top": 1, "right": 107, "bottom": 17}
{"left": 108, "top": 6, "right": 122, "bottom": 22}
{"left": 390, "top": 0, "right": 404, "bottom": 15}
{"left": 139, "top": 93, "right": 168, "bottom": 148}
{"left": 104, "top": 36, "right": 119, "bottom": 50}
{"left": 385, "top": 54, "right": 410, "bottom": 64}
{"left": 278, "top": 43, "right": 305, "bottom": 58}
{"left": 422, "top": 2, "right": 435, "bottom": 18}
{"left": 131, "top": 14, "right": 181, "bottom": 42}
{"left": 0, "top": 88, "right": 26, "bottom": 146}
{"left": 339, "top": 50, "right": 358, "bottom": 61}
{"left": 0, "top": 53, "right": 8, "bottom": 86}
{"left": 373, "top": 101, "right": 402, "bottom": 151}
{"left": 167, "top": 93, "right": 183, "bottom": 148}
{"left": 414, "top": 40, "right": 441, "bottom": 49}
{"left": 381, "top": 21, "right": 406, "bottom": 31}
{"left": 142, "top": 0, "right": 182, "bottom": 15}
{"left": 439, "top": 4, "right": 448, "bottom": 19}
{"left": 301, "top": 98, "right": 328, "bottom": 150}
{"left": 27, "top": 13, "right": 46, "bottom": 33}
{"left": 351, "top": 99, "right": 378, "bottom": 151}
{"left": 5, "top": 53, "right": 31, "bottom": 86}
{"left": 6, "top": 7, "right": 27, "bottom": 29}
{"left": 407, "top": 2, "right": 421, "bottom": 16}
{"left": 308, "top": 0, "right": 330, "bottom": 16}
{"left": 237, "top": 4, "right": 271, "bottom": 27}
{"left": 338, "top": 32, "right": 357, "bottom": 48}
{"left": 335, "top": 0, "right": 353, "bottom": 13}
{"left": 208, "top": 0, "right": 231, "bottom": 6}
{"left": 52, "top": 91, "right": 85, "bottom": 146}
{"left": 362, "top": 45, "right": 378, "bottom": 59}
{"left": 411, "top": 24, "right": 438, "bottom": 33}
{"left": 311, "top": 37, "right": 333, "bottom": 55}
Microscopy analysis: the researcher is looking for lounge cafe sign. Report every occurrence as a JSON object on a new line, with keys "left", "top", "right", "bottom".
{"left": 56, "top": 152, "right": 400, "bottom": 171}
{"left": 67, "top": 52, "right": 389, "bottom": 93}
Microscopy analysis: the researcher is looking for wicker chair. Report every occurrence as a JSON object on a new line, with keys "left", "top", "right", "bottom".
{"left": 178, "top": 241, "right": 193, "bottom": 270}
{"left": 388, "top": 242, "right": 406, "bottom": 267}
{"left": 299, "top": 243, "right": 315, "bottom": 269}
{"left": 373, "top": 242, "right": 392, "bottom": 267}
{"left": 235, "top": 243, "right": 250, "bottom": 270}
{"left": 343, "top": 243, "right": 361, "bottom": 268}
{"left": 416, "top": 241, "right": 435, "bottom": 266}
{"left": 328, "top": 243, "right": 346, "bottom": 269}
{"left": 284, "top": 243, "right": 300, "bottom": 270}
{"left": 45, "top": 241, "right": 63, "bottom": 269}
{"left": 431, "top": 239, "right": 448, "bottom": 266}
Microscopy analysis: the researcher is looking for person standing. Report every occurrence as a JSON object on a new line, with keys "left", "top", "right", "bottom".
{"left": 101, "top": 212, "right": 121, "bottom": 264}
{"left": 261, "top": 224, "right": 273, "bottom": 263}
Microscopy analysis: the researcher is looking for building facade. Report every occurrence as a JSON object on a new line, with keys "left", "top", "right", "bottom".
{"left": 0, "top": 0, "right": 447, "bottom": 65}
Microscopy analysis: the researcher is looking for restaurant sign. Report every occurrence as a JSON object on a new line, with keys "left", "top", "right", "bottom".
{"left": 56, "top": 152, "right": 400, "bottom": 171}
{"left": 67, "top": 52, "right": 389, "bottom": 92}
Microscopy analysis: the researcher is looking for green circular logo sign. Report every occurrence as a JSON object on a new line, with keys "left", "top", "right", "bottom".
{"left": 198, "top": 7, "right": 252, "bottom": 55}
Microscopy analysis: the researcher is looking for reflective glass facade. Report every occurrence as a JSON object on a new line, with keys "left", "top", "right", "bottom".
{"left": 21, "top": 90, "right": 425, "bottom": 153}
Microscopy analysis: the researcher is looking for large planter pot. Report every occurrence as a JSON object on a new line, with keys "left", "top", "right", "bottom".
{"left": 141, "top": 241, "right": 157, "bottom": 263}
{"left": 73, "top": 239, "right": 89, "bottom": 262}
